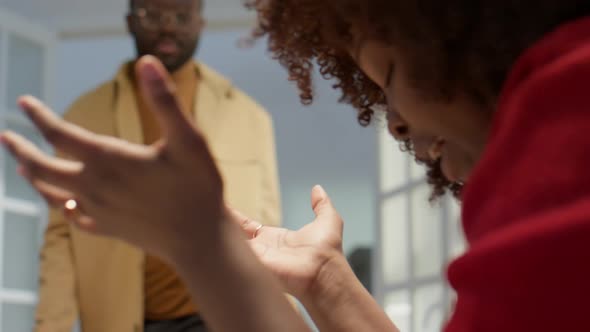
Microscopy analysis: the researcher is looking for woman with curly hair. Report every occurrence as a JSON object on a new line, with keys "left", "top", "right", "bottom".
{"left": 3, "top": 0, "right": 590, "bottom": 331}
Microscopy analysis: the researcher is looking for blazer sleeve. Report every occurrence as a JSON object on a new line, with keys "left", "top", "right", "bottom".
{"left": 34, "top": 150, "right": 78, "bottom": 332}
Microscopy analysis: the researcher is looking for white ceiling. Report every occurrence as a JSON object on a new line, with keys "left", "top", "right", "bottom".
{"left": 0, "top": 0, "right": 255, "bottom": 38}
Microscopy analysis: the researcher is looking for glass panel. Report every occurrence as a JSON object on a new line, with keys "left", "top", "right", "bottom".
{"left": 384, "top": 290, "right": 411, "bottom": 332}
{"left": 3, "top": 121, "right": 43, "bottom": 201}
{"left": 0, "top": 29, "right": 3, "bottom": 95}
{"left": 3, "top": 212, "right": 40, "bottom": 291}
{"left": 448, "top": 198, "right": 466, "bottom": 259}
{"left": 379, "top": 128, "right": 408, "bottom": 192}
{"left": 382, "top": 194, "right": 409, "bottom": 284}
{"left": 414, "top": 283, "right": 445, "bottom": 332}
{"left": 6, "top": 33, "right": 44, "bottom": 111}
{"left": 409, "top": 158, "right": 427, "bottom": 181}
{"left": 411, "top": 184, "right": 443, "bottom": 278}
{"left": 2, "top": 303, "right": 35, "bottom": 332}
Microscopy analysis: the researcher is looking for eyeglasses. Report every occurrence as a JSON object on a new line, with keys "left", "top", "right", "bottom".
{"left": 131, "top": 7, "right": 198, "bottom": 31}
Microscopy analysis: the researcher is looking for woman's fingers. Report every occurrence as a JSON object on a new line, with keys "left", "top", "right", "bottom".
{"left": 62, "top": 199, "right": 98, "bottom": 233}
{"left": 227, "top": 207, "right": 266, "bottom": 239}
{"left": 28, "top": 178, "right": 73, "bottom": 207}
{"left": 310, "top": 185, "right": 343, "bottom": 232}
{"left": 69, "top": 214, "right": 98, "bottom": 234}
{"left": 1, "top": 131, "right": 82, "bottom": 192}
{"left": 18, "top": 96, "right": 106, "bottom": 159}
{"left": 136, "top": 57, "right": 198, "bottom": 147}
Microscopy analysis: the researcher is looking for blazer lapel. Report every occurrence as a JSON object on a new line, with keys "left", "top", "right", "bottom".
{"left": 194, "top": 63, "right": 223, "bottom": 152}
{"left": 114, "top": 63, "right": 144, "bottom": 145}
{"left": 112, "top": 61, "right": 234, "bottom": 150}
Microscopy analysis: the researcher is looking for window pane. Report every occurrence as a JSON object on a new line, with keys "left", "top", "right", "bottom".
{"left": 448, "top": 198, "right": 466, "bottom": 260}
{"left": 2, "top": 303, "right": 35, "bottom": 332}
{"left": 409, "top": 158, "right": 426, "bottom": 182}
{"left": 381, "top": 195, "right": 409, "bottom": 284}
{"left": 384, "top": 290, "right": 411, "bottom": 332}
{"left": 6, "top": 33, "right": 44, "bottom": 111}
{"left": 3, "top": 121, "right": 43, "bottom": 201}
{"left": 411, "top": 185, "right": 444, "bottom": 279}
{"left": 379, "top": 128, "right": 408, "bottom": 192}
{"left": 0, "top": 30, "right": 3, "bottom": 86}
{"left": 413, "top": 283, "right": 445, "bottom": 332}
{"left": 3, "top": 212, "right": 40, "bottom": 291}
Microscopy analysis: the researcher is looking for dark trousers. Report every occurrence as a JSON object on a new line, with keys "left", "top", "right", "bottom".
{"left": 144, "top": 315, "right": 208, "bottom": 332}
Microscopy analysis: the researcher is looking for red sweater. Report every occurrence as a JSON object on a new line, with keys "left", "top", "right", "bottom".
{"left": 446, "top": 17, "right": 590, "bottom": 331}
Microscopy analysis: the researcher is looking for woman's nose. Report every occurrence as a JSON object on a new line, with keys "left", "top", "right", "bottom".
{"left": 387, "top": 111, "right": 410, "bottom": 141}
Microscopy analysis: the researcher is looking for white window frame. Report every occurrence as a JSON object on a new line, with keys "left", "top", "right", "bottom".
{"left": 0, "top": 8, "right": 56, "bottom": 330}
{"left": 374, "top": 128, "right": 464, "bottom": 332}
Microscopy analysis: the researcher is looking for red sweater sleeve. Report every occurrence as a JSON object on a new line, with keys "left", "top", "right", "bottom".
{"left": 445, "top": 18, "right": 590, "bottom": 332}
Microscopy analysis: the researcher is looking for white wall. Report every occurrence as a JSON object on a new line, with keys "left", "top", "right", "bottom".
{"left": 55, "top": 28, "right": 377, "bottom": 257}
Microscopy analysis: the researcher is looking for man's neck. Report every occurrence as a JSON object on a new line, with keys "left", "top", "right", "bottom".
{"left": 130, "top": 59, "right": 198, "bottom": 85}
{"left": 169, "top": 60, "right": 198, "bottom": 86}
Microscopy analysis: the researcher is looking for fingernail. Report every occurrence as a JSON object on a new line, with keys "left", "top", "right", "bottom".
{"left": 314, "top": 185, "right": 326, "bottom": 196}
{"left": 17, "top": 95, "right": 36, "bottom": 112}
{"left": 17, "top": 98, "right": 26, "bottom": 109}
{"left": 16, "top": 165, "right": 30, "bottom": 178}
{"left": 141, "top": 59, "right": 161, "bottom": 83}
{"left": 17, "top": 95, "right": 30, "bottom": 106}
{"left": 0, "top": 134, "right": 12, "bottom": 151}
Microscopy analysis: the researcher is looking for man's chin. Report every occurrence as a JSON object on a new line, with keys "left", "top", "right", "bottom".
{"left": 161, "top": 60, "right": 181, "bottom": 73}
{"left": 151, "top": 54, "right": 183, "bottom": 73}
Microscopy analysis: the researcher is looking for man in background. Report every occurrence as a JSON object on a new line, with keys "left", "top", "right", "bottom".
{"left": 34, "top": 0, "right": 282, "bottom": 331}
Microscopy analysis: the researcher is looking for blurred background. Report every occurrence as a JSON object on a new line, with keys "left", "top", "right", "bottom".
{"left": 0, "top": 1, "right": 465, "bottom": 331}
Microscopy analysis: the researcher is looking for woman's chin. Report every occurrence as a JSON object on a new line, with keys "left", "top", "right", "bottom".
{"left": 443, "top": 162, "right": 472, "bottom": 187}
{"left": 441, "top": 158, "right": 467, "bottom": 184}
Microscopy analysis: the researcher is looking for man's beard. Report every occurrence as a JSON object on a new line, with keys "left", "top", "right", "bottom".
{"left": 137, "top": 38, "right": 200, "bottom": 73}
